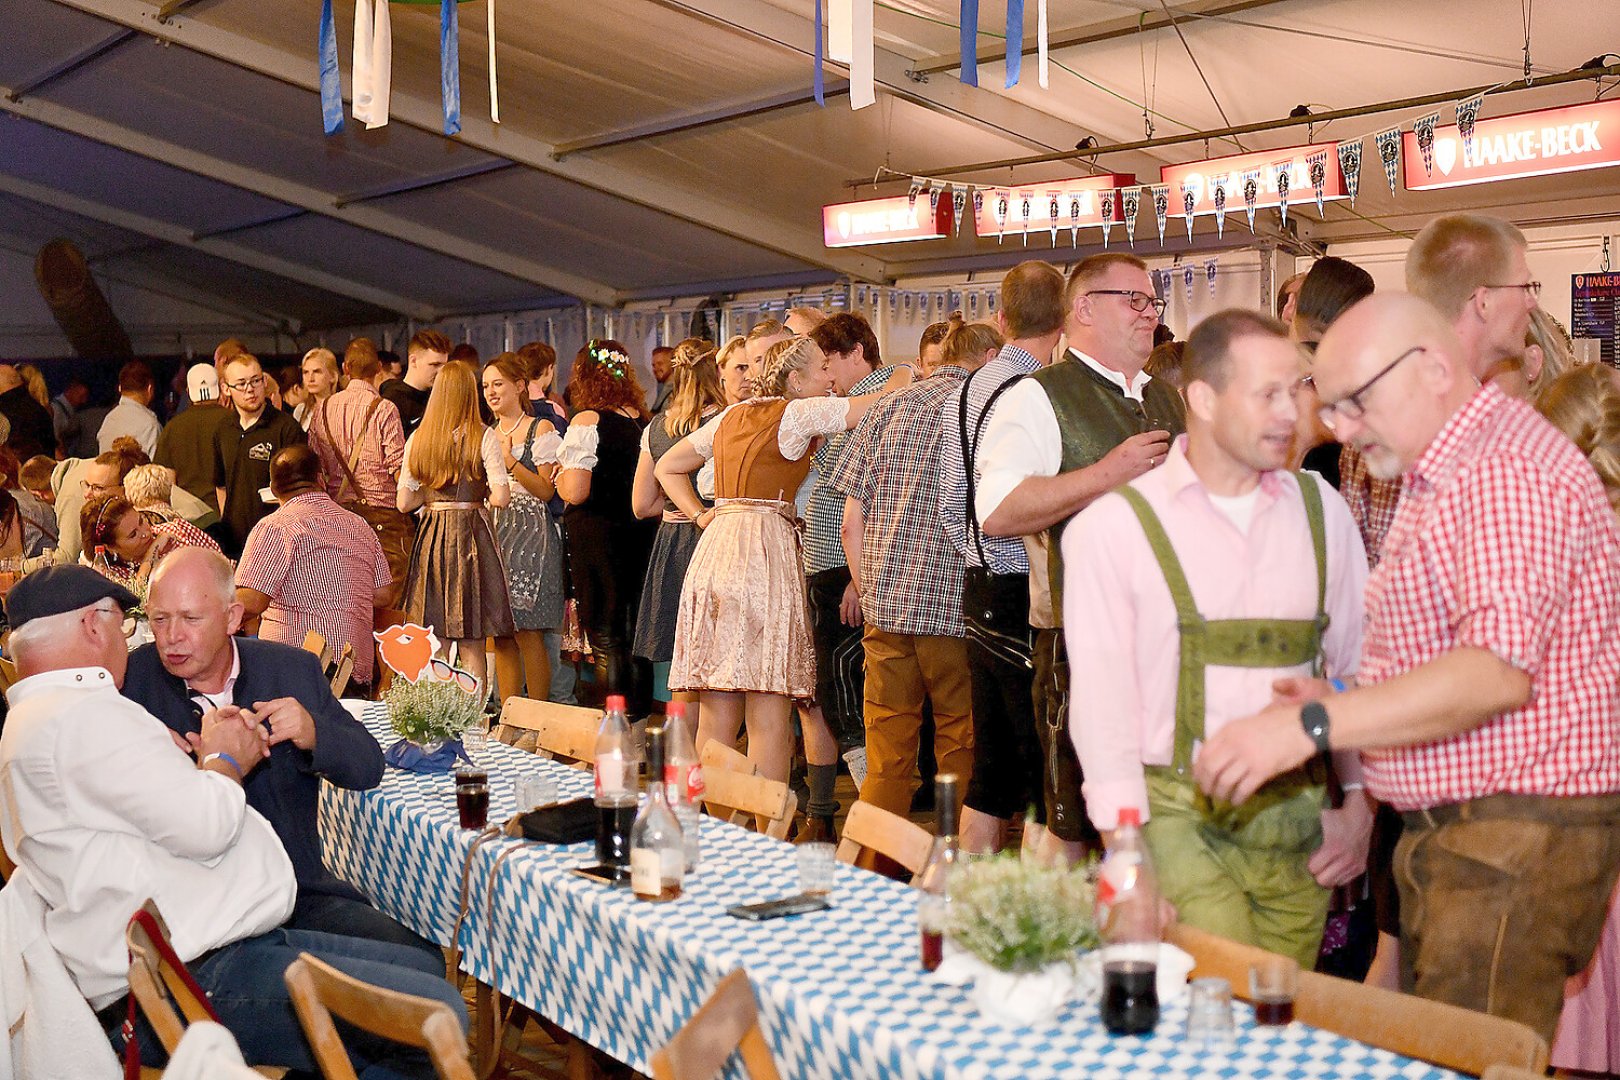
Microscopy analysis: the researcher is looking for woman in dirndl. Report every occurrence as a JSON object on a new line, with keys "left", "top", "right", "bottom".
{"left": 656, "top": 336, "right": 886, "bottom": 785}
{"left": 397, "top": 359, "right": 514, "bottom": 695}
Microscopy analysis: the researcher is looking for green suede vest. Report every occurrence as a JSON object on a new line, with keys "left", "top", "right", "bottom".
{"left": 1120, "top": 474, "right": 1330, "bottom": 827}
{"left": 1031, "top": 354, "right": 1187, "bottom": 620}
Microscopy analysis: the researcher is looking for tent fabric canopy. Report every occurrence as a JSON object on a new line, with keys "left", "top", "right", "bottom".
{"left": 1, "top": 0, "right": 1616, "bottom": 352}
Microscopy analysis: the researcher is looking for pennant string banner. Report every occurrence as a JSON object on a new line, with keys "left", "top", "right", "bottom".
{"left": 1005, "top": 0, "right": 1024, "bottom": 89}
{"left": 318, "top": 0, "right": 344, "bottom": 134}
{"left": 1374, "top": 126, "right": 1402, "bottom": 195}
{"left": 440, "top": 0, "right": 460, "bottom": 136}
{"left": 1338, "top": 139, "right": 1364, "bottom": 208}
{"left": 850, "top": 0, "right": 875, "bottom": 108}
{"left": 960, "top": 0, "right": 979, "bottom": 87}
{"left": 1414, "top": 111, "right": 1440, "bottom": 175}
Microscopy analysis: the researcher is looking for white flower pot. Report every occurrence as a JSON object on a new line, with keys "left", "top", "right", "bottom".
{"left": 970, "top": 962, "right": 1077, "bottom": 1025}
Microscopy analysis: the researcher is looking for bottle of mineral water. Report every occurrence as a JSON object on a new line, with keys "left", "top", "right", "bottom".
{"left": 661, "top": 701, "right": 703, "bottom": 872}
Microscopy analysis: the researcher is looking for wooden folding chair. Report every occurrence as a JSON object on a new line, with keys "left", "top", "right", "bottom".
{"left": 284, "top": 953, "right": 473, "bottom": 1080}
{"left": 1168, "top": 923, "right": 1549, "bottom": 1075}
{"left": 329, "top": 643, "right": 355, "bottom": 699}
{"left": 698, "top": 742, "right": 794, "bottom": 840}
{"left": 125, "top": 900, "right": 285, "bottom": 1078}
{"left": 301, "top": 630, "right": 330, "bottom": 668}
{"left": 494, "top": 697, "right": 600, "bottom": 766}
{"left": 1480, "top": 1065, "right": 1549, "bottom": 1079}
{"left": 650, "top": 969, "right": 781, "bottom": 1080}
{"left": 834, "top": 801, "right": 935, "bottom": 878}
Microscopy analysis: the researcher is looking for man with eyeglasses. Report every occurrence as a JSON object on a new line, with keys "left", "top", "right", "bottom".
{"left": 213, "top": 353, "right": 305, "bottom": 557}
{"left": 1195, "top": 292, "right": 1620, "bottom": 1043}
{"left": 976, "top": 252, "right": 1184, "bottom": 864}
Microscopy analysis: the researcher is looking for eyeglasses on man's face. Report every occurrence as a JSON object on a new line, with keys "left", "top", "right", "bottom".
{"left": 1317, "top": 346, "right": 1425, "bottom": 429}
{"left": 1481, "top": 281, "right": 1541, "bottom": 299}
{"left": 225, "top": 374, "right": 266, "bottom": 391}
{"left": 1086, "top": 290, "right": 1168, "bottom": 317}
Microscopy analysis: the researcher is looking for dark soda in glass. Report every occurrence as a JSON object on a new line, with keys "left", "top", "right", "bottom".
{"left": 920, "top": 928, "right": 944, "bottom": 972}
{"left": 1253, "top": 997, "right": 1294, "bottom": 1025}
{"left": 1101, "top": 959, "right": 1159, "bottom": 1035}
{"left": 454, "top": 768, "right": 489, "bottom": 829}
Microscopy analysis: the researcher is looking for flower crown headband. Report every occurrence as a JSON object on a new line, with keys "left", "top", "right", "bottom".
{"left": 587, "top": 340, "right": 632, "bottom": 379}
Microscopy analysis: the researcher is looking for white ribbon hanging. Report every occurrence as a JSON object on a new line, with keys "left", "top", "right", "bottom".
{"left": 488, "top": 0, "right": 499, "bottom": 123}
{"left": 828, "top": 0, "right": 853, "bottom": 63}
{"left": 352, "top": 0, "right": 393, "bottom": 129}
{"left": 850, "top": 0, "right": 875, "bottom": 108}
{"left": 1037, "top": 0, "right": 1049, "bottom": 88}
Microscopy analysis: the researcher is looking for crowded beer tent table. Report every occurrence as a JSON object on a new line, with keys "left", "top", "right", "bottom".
{"left": 317, "top": 706, "right": 1462, "bottom": 1079}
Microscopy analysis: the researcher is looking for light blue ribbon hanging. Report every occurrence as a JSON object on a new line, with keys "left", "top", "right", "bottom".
{"left": 1004, "top": 0, "right": 1023, "bottom": 88}
{"left": 318, "top": 0, "right": 344, "bottom": 135}
{"left": 813, "top": 0, "right": 825, "bottom": 106}
{"left": 960, "top": 0, "right": 978, "bottom": 87}
{"left": 440, "top": 0, "right": 461, "bottom": 136}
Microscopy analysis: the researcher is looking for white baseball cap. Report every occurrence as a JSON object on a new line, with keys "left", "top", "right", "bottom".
{"left": 186, "top": 363, "right": 220, "bottom": 402}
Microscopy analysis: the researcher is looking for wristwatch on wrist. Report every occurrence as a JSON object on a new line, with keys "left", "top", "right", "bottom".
{"left": 1300, "top": 701, "right": 1332, "bottom": 754}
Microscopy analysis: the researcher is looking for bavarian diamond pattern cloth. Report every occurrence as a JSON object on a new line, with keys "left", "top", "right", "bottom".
{"left": 321, "top": 707, "right": 1460, "bottom": 1080}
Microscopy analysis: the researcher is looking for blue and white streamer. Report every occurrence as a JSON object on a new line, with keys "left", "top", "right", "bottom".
{"left": 319, "top": 0, "right": 343, "bottom": 134}
{"left": 1004, "top": 0, "right": 1023, "bottom": 88}
{"left": 960, "top": 0, "right": 979, "bottom": 87}
{"left": 440, "top": 0, "right": 461, "bottom": 136}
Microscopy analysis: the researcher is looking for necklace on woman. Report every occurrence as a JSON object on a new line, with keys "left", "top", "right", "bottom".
{"left": 496, "top": 414, "right": 525, "bottom": 436}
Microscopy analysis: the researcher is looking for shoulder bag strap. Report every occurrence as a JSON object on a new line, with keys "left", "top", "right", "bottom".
{"left": 960, "top": 370, "right": 1029, "bottom": 570}
{"left": 326, "top": 396, "right": 381, "bottom": 503}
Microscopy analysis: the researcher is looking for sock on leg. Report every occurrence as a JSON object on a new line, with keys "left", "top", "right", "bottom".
{"left": 806, "top": 763, "right": 839, "bottom": 819}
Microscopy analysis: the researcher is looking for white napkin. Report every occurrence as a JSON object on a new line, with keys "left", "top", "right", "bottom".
{"left": 1076, "top": 943, "right": 1197, "bottom": 1004}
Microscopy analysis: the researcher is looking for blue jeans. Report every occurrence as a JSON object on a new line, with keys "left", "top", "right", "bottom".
{"left": 545, "top": 628, "right": 577, "bottom": 704}
{"left": 289, "top": 890, "right": 444, "bottom": 970}
{"left": 114, "top": 927, "right": 467, "bottom": 1079}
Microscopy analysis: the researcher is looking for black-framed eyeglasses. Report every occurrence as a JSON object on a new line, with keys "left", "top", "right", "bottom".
{"left": 225, "top": 374, "right": 265, "bottom": 391}
{"left": 1317, "top": 346, "right": 1424, "bottom": 429}
{"left": 1481, "top": 281, "right": 1541, "bottom": 298}
{"left": 1086, "top": 289, "right": 1168, "bottom": 316}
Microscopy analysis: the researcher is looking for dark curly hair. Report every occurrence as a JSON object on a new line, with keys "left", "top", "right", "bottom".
{"left": 568, "top": 339, "right": 648, "bottom": 418}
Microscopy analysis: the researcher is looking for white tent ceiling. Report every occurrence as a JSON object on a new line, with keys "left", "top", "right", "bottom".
{"left": 2, "top": 0, "right": 1617, "bottom": 354}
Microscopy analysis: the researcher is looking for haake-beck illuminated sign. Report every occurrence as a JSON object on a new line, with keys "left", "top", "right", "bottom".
{"left": 822, "top": 195, "right": 952, "bottom": 248}
{"left": 1403, "top": 98, "right": 1620, "bottom": 191}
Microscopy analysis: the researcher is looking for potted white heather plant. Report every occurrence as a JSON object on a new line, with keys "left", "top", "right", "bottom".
{"left": 946, "top": 854, "right": 1101, "bottom": 1024}
{"left": 383, "top": 675, "right": 485, "bottom": 751}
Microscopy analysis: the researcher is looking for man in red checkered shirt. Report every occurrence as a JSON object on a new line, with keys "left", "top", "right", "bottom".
{"left": 1196, "top": 293, "right": 1620, "bottom": 1041}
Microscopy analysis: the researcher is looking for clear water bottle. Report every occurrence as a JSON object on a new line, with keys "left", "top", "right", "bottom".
{"left": 593, "top": 694, "right": 636, "bottom": 872}
{"left": 630, "top": 727, "right": 684, "bottom": 902}
{"left": 914, "top": 773, "right": 961, "bottom": 972}
{"left": 661, "top": 701, "right": 703, "bottom": 872}
{"left": 1097, "top": 807, "right": 1160, "bottom": 1035}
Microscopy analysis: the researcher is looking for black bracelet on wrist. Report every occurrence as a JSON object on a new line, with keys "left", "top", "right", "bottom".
{"left": 1300, "top": 701, "right": 1332, "bottom": 754}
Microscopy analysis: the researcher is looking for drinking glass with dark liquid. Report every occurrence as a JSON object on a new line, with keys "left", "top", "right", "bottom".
{"left": 454, "top": 767, "right": 489, "bottom": 829}
{"left": 1249, "top": 956, "right": 1299, "bottom": 1026}
{"left": 1101, "top": 958, "right": 1160, "bottom": 1035}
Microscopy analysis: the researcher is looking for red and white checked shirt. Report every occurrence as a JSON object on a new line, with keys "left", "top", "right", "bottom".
{"left": 306, "top": 382, "right": 405, "bottom": 509}
{"left": 1338, "top": 444, "right": 1402, "bottom": 566}
{"left": 1359, "top": 384, "right": 1620, "bottom": 810}
{"left": 236, "top": 492, "right": 392, "bottom": 685}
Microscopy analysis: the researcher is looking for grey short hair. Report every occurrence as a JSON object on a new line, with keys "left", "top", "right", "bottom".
{"left": 149, "top": 547, "right": 236, "bottom": 608}
{"left": 123, "top": 464, "right": 175, "bottom": 509}
{"left": 8, "top": 601, "right": 113, "bottom": 665}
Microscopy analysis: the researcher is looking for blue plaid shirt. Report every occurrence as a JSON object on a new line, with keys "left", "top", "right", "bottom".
{"left": 803, "top": 365, "right": 908, "bottom": 574}
{"left": 936, "top": 344, "right": 1041, "bottom": 573}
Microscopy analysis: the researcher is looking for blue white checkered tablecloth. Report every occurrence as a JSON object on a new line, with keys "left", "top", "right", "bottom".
{"left": 320, "top": 706, "right": 1461, "bottom": 1080}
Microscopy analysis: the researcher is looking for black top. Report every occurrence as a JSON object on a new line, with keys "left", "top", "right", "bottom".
{"left": 564, "top": 411, "right": 645, "bottom": 525}
{"left": 121, "top": 637, "right": 385, "bottom": 900}
{"left": 156, "top": 404, "right": 228, "bottom": 505}
{"left": 1301, "top": 442, "right": 1342, "bottom": 491}
{"left": 0, "top": 385, "right": 56, "bottom": 460}
{"left": 213, "top": 405, "right": 306, "bottom": 556}
{"left": 381, "top": 379, "right": 431, "bottom": 436}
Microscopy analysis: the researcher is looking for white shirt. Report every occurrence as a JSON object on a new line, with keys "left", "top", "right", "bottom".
{"left": 687, "top": 397, "right": 852, "bottom": 464}
{"left": 0, "top": 667, "right": 294, "bottom": 1008}
{"left": 97, "top": 396, "right": 162, "bottom": 456}
{"left": 975, "top": 349, "right": 1154, "bottom": 525}
{"left": 187, "top": 639, "right": 241, "bottom": 715}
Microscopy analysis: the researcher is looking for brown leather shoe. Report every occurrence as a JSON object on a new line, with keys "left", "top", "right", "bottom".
{"left": 795, "top": 814, "right": 838, "bottom": 844}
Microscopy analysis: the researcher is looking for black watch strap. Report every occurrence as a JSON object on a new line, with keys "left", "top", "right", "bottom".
{"left": 1300, "top": 701, "right": 1332, "bottom": 754}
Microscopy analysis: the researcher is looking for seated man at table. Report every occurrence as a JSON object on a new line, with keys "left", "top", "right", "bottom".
{"left": 121, "top": 546, "right": 441, "bottom": 965}
{"left": 0, "top": 564, "right": 464, "bottom": 1075}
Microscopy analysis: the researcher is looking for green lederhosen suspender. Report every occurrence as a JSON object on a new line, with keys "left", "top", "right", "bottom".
{"left": 1119, "top": 473, "right": 1330, "bottom": 822}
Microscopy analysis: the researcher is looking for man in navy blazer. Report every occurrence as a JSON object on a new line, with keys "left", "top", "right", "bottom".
{"left": 121, "top": 547, "right": 439, "bottom": 964}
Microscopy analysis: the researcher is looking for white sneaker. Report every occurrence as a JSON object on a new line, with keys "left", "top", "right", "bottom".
{"left": 842, "top": 746, "right": 868, "bottom": 789}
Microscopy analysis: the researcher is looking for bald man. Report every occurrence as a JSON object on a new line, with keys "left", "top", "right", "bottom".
{"left": 1194, "top": 293, "right": 1620, "bottom": 1041}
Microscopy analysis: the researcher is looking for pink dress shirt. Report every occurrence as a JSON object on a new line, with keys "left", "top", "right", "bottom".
{"left": 1062, "top": 437, "right": 1368, "bottom": 832}
{"left": 306, "top": 381, "right": 405, "bottom": 509}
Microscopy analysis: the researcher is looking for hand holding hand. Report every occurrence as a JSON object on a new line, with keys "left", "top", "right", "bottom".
{"left": 253, "top": 697, "right": 318, "bottom": 751}
{"left": 198, "top": 706, "right": 270, "bottom": 779}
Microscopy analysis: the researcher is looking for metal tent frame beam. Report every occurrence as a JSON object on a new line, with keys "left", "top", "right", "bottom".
{"left": 0, "top": 174, "right": 440, "bottom": 320}
{"left": 0, "top": 91, "right": 620, "bottom": 306}
{"left": 47, "top": 0, "right": 891, "bottom": 285}
{"left": 554, "top": 80, "right": 853, "bottom": 159}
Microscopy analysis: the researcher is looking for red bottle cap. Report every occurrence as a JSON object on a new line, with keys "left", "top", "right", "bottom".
{"left": 666, "top": 701, "right": 686, "bottom": 719}
{"left": 605, "top": 694, "right": 627, "bottom": 712}
{"left": 1117, "top": 807, "right": 1141, "bottom": 828}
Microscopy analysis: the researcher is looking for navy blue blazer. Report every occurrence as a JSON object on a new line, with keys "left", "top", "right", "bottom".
{"left": 122, "top": 636, "right": 385, "bottom": 901}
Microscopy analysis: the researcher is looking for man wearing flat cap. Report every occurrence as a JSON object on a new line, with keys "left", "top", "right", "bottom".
{"left": 0, "top": 564, "right": 463, "bottom": 1074}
